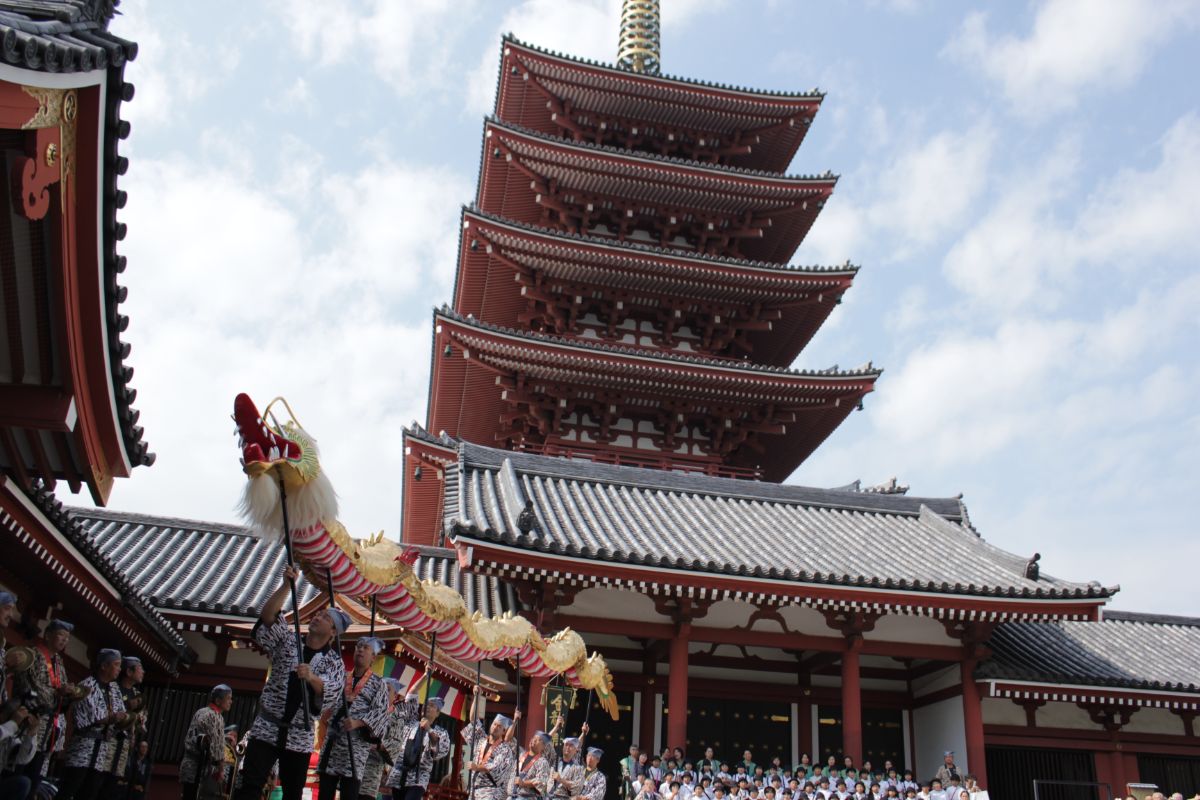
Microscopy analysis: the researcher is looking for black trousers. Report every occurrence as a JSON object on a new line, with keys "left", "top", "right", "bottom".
{"left": 232, "top": 739, "right": 309, "bottom": 800}
{"left": 55, "top": 767, "right": 106, "bottom": 800}
{"left": 181, "top": 782, "right": 199, "bottom": 800}
{"left": 317, "top": 773, "right": 361, "bottom": 800}
{"left": 18, "top": 752, "right": 45, "bottom": 796}
{"left": 400, "top": 786, "right": 427, "bottom": 800}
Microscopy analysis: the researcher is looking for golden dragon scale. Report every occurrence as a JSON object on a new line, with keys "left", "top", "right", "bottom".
{"left": 232, "top": 393, "right": 617, "bottom": 718}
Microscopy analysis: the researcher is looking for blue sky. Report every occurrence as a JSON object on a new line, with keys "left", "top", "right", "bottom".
{"left": 87, "top": 0, "right": 1200, "bottom": 615}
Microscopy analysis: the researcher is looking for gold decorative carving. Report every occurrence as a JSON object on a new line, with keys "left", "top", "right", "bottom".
{"left": 20, "top": 86, "right": 65, "bottom": 129}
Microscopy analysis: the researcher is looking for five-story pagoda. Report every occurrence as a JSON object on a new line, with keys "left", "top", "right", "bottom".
{"left": 406, "top": 1, "right": 877, "bottom": 521}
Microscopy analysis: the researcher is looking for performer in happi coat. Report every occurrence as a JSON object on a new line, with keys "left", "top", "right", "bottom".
{"left": 358, "top": 677, "right": 404, "bottom": 800}
{"left": 179, "top": 684, "right": 232, "bottom": 800}
{"left": 463, "top": 693, "right": 519, "bottom": 800}
{"left": 58, "top": 648, "right": 127, "bottom": 800}
{"left": 572, "top": 748, "right": 607, "bottom": 800}
{"left": 386, "top": 690, "right": 451, "bottom": 800}
{"left": 0, "top": 589, "right": 16, "bottom": 705}
{"left": 105, "top": 656, "right": 147, "bottom": 798}
{"left": 234, "top": 565, "right": 347, "bottom": 800}
{"left": 318, "top": 637, "right": 390, "bottom": 800}
{"left": 510, "top": 729, "right": 554, "bottom": 800}
{"left": 548, "top": 720, "right": 590, "bottom": 800}
{"left": 14, "top": 618, "right": 75, "bottom": 790}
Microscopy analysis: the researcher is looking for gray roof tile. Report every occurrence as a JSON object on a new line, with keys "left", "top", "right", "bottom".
{"left": 443, "top": 437, "right": 1114, "bottom": 601}
{"left": 982, "top": 613, "right": 1200, "bottom": 693}
{"left": 69, "top": 508, "right": 515, "bottom": 619}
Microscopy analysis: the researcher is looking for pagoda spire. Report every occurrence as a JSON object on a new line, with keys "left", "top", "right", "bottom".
{"left": 617, "top": 0, "right": 661, "bottom": 75}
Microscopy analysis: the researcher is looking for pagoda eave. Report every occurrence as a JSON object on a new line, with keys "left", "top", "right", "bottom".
{"left": 479, "top": 119, "right": 834, "bottom": 263}
{"left": 454, "top": 208, "right": 854, "bottom": 363}
{"left": 426, "top": 311, "right": 876, "bottom": 480}
{"left": 495, "top": 37, "right": 823, "bottom": 172}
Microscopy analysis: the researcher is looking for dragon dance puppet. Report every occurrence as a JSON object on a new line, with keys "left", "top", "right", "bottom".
{"left": 231, "top": 393, "right": 617, "bottom": 718}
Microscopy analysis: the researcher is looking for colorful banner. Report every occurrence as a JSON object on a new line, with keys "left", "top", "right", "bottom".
{"left": 369, "top": 654, "right": 469, "bottom": 720}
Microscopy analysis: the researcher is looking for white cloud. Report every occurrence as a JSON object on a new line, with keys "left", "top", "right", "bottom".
{"left": 800, "top": 123, "right": 994, "bottom": 263}
{"left": 946, "top": 0, "right": 1200, "bottom": 115}
{"left": 465, "top": 0, "right": 728, "bottom": 115}
{"left": 272, "top": 0, "right": 470, "bottom": 96}
{"left": 81, "top": 146, "right": 467, "bottom": 539}
{"left": 945, "top": 113, "right": 1200, "bottom": 312}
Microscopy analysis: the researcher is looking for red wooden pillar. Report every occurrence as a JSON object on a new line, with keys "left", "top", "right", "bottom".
{"left": 841, "top": 640, "right": 862, "bottom": 763}
{"left": 960, "top": 660, "right": 987, "bottom": 787}
{"left": 667, "top": 625, "right": 690, "bottom": 750}
{"left": 527, "top": 674, "right": 548, "bottom": 733}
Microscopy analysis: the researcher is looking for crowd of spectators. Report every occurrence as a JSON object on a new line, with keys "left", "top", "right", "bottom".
{"left": 617, "top": 746, "right": 983, "bottom": 800}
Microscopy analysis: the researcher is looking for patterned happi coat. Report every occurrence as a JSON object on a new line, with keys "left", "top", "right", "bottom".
{"left": 14, "top": 643, "right": 68, "bottom": 752}
{"left": 179, "top": 705, "right": 226, "bottom": 784}
{"left": 549, "top": 747, "right": 584, "bottom": 800}
{"left": 386, "top": 696, "right": 451, "bottom": 790}
{"left": 359, "top": 713, "right": 397, "bottom": 800}
{"left": 319, "top": 670, "right": 389, "bottom": 779}
{"left": 578, "top": 768, "right": 607, "bottom": 800}
{"left": 462, "top": 722, "right": 517, "bottom": 800}
{"left": 105, "top": 683, "right": 146, "bottom": 777}
{"left": 62, "top": 677, "right": 125, "bottom": 770}
{"left": 509, "top": 748, "right": 553, "bottom": 800}
{"left": 246, "top": 616, "right": 344, "bottom": 753}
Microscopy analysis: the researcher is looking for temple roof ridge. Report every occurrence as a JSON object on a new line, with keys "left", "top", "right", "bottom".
{"left": 435, "top": 305, "right": 882, "bottom": 379}
{"left": 500, "top": 33, "right": 825, "bottom": 101}
{"left": 461, "top": 206, "right": 859, "bottom": 276}
{"left": 486, "top": 116, "right": 839, "bottom": 184}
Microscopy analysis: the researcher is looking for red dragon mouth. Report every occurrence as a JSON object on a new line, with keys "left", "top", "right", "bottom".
{"left": 234, "top": 393, "right": 302, "bottom": 470}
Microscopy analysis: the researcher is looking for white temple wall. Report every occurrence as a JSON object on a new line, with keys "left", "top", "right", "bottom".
{"left": 980, "top": 697, "right": 1026, "bottom": 725}
{"left": 913, "top": 697, "right": 966, "bottom": 781}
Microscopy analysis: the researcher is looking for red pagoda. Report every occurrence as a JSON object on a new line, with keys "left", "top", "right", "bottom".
{"left": 417, "top": 38, "right": 875, "bottom": 490}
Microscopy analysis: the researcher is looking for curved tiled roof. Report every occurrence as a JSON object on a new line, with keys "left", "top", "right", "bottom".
{"left": 436, "top": 306, "right": 880, "bottom": 379}
{"left": 488, "top": 116, "right": 839, "bottom": 184}
{"left": 501, "top": 34, "right": 824, "bottom": 101}
{"left": 981, "top": 612, "right": 1200, "bottom": 694}
{"left": 444, "top": 437, "right": 1115, "bottom": 602}
{"left": 462, "top": 206, "right": 859, "bottom": 276}
{"left": 28, "top": 489, "right": 191, "bottom": 663}
{"left": 70, "top": 508, "right": 516, "bottom": 619}
{"left": 0, "top": 0, "right": 152, "bottom": 468}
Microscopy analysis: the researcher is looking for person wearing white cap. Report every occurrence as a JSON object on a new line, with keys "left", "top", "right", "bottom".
{"left": 463, "top": 687, "right": 520, "bottom": 800}
{"left": 573, "top": 748, "right": 607, "bottom": 800}
{"left": 386, "top": 686, "right": 451, "bottom": 800}
{"left": 510, "top": 727, "right": 555, "bottom": 800}
{"left": 180, "top": 684, "right": 233, "bottom": 800}
{"left": 358, "top": 677, "right": 407, "bottom": 800}
{"left": 104, "top": 656, "right": 147, "bottom": 798}
{"left": 933, "top": 754, "right": 959, "bottom": 790}
{"left": 549, "top": 718, "right": 591, "bottom": 800}
{"left": 57, "top": 648, "right": 127, "bottom": 800}
{"left": 318, "top": 637, "right": 390, "bottom": 800}
{"left": 14, "top": 617, "right": 75, "bottom": 790}
{"left": 234, "top": 565, "right": 347, "bottom": 800}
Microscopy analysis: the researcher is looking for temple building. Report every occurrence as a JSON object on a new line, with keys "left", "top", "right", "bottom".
{"left": 1, "top": 3, "right": 1198, "bottom": 800}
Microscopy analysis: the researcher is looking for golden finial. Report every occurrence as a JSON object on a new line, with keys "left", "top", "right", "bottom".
{"left": 617, "top": 0, "right": 661, "bottom": 75}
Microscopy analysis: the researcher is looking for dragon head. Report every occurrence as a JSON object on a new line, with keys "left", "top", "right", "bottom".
{"left": 233, "top": 393, "right": 337, "bottom": 538}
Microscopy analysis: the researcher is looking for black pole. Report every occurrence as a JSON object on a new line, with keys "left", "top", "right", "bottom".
{"left": 420, "top": 633, "right": 439, "bottom": 704}
{"left": 325, "top": 568, "right": 358, "bottom": 782}
{"left": 466, "top": 660, "right": 482, "bottom": 798}
{"left": 369, "top": 594, "right": 377, "bottom": 638}
{"left": 515, "top": 662, "right": 523, "bottom": 748}
{"left": 581, "top": 689, "right": 594, "bottom": 747}
{"left": 142, "top": 672, "right": 175, "bottom": 799}
{"left": 278, "top": 476, "right": 311, "bottom": 728}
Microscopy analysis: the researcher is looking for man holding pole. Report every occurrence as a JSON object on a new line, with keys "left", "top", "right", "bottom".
{"left": 386, "top": 689, "right": 451, "bottom": 800}
{"left": 463, "top": 690, "right": 519, "bottom": 800}
{"left": 317, "top": 637, "right": 389, "bottom": 800}
{"left": 234, "top": 565, "right": 347, "bottom": 800}
{"left": 179, "top": 684, "right": 232, "bottom": 800}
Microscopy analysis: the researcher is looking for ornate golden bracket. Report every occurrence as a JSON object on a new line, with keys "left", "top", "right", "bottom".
{"left": 13, "top": 86, "right": 76, "bottom": 220}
